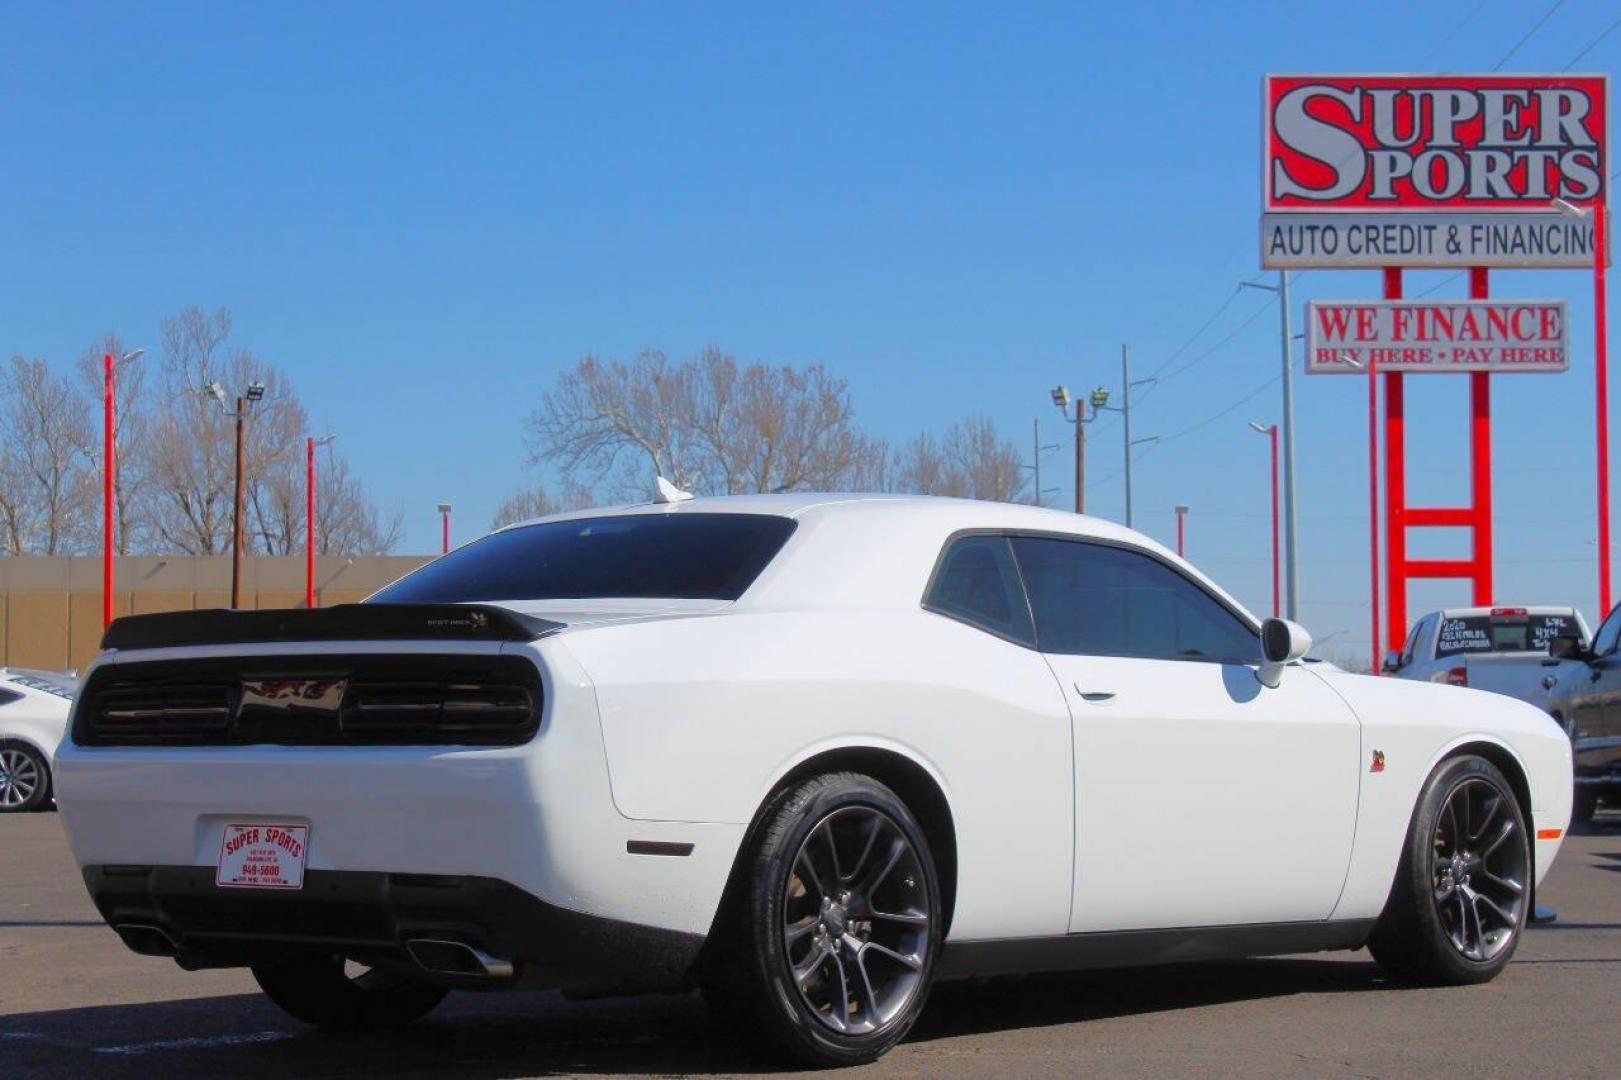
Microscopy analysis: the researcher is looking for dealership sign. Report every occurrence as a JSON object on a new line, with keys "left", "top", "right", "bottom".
{"left": 1262, "top": 74, "right": 1608, "bottom": 268}
{"left": 1305, "top": 299, "right": 1569, "bottom": 373}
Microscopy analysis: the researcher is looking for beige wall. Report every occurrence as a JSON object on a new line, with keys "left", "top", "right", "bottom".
{"left": 0, "top": 555, "right": 432, "bottom": 673}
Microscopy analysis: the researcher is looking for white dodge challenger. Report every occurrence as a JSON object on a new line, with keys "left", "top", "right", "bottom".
{"left": 56, "top": 493, "right": 1571, "bottom": 1066}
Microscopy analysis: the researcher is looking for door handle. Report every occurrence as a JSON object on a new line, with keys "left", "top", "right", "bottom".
{"left": 1076, "top": 685, "right": 1116, "bottom": 703}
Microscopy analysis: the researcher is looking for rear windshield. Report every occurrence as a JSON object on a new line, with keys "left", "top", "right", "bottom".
{"left": 1435, "top": 612, "right": 1581, "bottom": 657}
{"left": 369, "top": 513, "right": 797, "bottom": 604}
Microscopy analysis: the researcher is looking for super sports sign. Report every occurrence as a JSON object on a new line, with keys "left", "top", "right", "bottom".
{"left": 1262, "top": 74, "right": 1608, "bottom": 268}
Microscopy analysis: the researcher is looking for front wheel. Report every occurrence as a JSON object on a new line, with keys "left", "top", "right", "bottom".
{"left": 701, "top": 772, "right": 942, "bottom": 1067}
{"left": 251, "top": 955, "right": 448, "bottom": 1029}
{"left": 1368, "top": 755, "right": 1530, "bottom": 985}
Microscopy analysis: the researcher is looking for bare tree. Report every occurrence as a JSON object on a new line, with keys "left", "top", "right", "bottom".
{"left": 249, "top": 443, "right": 403, "bottom": 556}
{"left": 0, "top": 356, "right": 97, "bottom": 553}
{"left": 524, "top": 347, "right": 881, "bottom": 498}
{"left": 491, "top": 481, "right": 594, "bottom": 530}
{"left": 875, "top": 417, "right": 1027, "bottom": 502}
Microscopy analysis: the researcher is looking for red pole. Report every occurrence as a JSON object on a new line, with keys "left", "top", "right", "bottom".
{"left": 305, "top": 436, "right": 317, "bottom": 609}
{"left": 1269, "top": 424, "right": 1280, "bottom": 619}
{"left": 1596, "top": 204, "right": 1612, "bottom": 616}
{"left": 1369, "top": 268, "right": 1399, "bottom": 673}
{"left": 102, "top": 353, "right": 115, "bottom": 628}
{"left": 442, "top": 509, "right": 450, "bottom": 555}
{"left": 1469, "top": 267, "right": 1493, "bottom": 607}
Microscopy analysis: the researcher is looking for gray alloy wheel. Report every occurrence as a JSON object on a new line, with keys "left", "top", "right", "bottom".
{"left": 0, "top": 744, "right": 48, "bottom": 812}
{"left": 782, "top": 805, "right": 931, "bottom": 1036}
{"left": 1428, "top": 776, "right": 1528, "bottom": 963}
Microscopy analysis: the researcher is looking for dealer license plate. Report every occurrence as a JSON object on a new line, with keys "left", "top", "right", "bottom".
{"left": 216, "top": 822, "right": 310, "bottom": 890}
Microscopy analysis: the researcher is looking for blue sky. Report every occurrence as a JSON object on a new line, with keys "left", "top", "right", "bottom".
{"left": 2, "top": 1, "right": 1616, "bottom": 661}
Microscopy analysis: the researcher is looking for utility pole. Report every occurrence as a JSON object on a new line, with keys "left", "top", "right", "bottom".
{"left": 1023, "top": 420, "right": 1060, "bottom": 507}
{"left": 1119, "top": 344, "right": 1157, "bottom": 528}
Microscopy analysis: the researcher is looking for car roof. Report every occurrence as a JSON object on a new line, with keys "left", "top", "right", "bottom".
{"left": 496, "top": 493, "right": 1255, "bottom": 622}
{"left": 1437, "top": 606, "right": 1579, "bottom": 618}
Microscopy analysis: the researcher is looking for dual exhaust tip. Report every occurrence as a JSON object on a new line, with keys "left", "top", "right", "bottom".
{"left": 114, "top": 924, "right": 515, "bottom": 981}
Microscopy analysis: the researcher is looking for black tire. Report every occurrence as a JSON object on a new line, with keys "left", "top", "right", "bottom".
{"left": 251, "top": 955, "right": 448, "bottom": 1029}
{"left": 701, "top": 772, "right": 942, "bottom": 1067}
{"left": 0, "top": 740, "right": 51, "bottom": 813}
{"left": 1571, "top": 788, "right": 1598, "bottom": 825}
{"left": 1368, "top": 755, "right": 1530, "bottom": 985}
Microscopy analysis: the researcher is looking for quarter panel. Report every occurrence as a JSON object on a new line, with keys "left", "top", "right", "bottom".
{"left": 567, "top": 609, "right": 1076, "bottom": 940}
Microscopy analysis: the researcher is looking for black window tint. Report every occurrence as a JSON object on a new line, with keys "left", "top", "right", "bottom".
{"left": 1593, "top": 607, "right": 1621, "bottom": 656}
{"left": 1011, "top": 537, "right": 1258, "bottom": 663}
{"left": 369, "top": 513, "right": 796, "bottom": 603}
{"left": 0, "top": 688, "right": 20, "bottom": 707}
{"left": 925, "top": 535, "right": 1033, "bottom": 644}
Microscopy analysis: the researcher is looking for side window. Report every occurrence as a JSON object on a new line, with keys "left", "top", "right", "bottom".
{"left": 0, "top": 688, "right": 19, "bottom": 707}
{"left": 924, "top": 535, "right": 1034, "bottom": 645}
{"left": 1593, "top": 607, "right": 1621, "bottom": 656}
{"left": 1011, "top": 536, "right": 1259, "bottom": 663}
{"left": 1403, "top": 614, "right": 1433, "bottom": 664}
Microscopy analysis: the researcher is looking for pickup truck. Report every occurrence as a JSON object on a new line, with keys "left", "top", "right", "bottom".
{"left": 1385, "top": 605, "right": 1589, "bottom": 704}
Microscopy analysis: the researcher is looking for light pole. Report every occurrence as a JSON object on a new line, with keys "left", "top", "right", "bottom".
{"left": 438, "top": 503, "right": 452, "bottom": 554}
{"left": 1554, "top": 197, "right": 1611, "bottom": 615}
{"left": 1174, "top": 505, "right": 1189, "bottom": 557}
{"left": 1051, "top": 385, "right": 1111, "bottom": 514}
{"left": 306, "top": 433, "right": 336, "bottom": 609}
{"left": 203, "top": 380, "right": 266, "bottom": 609}
{"left": 1240, "top": 272, "right": 1300, "bottom": 620}
{"left": 1249, "top": 420, "right": 1281, "bottom": 618}
{"left": 101, "top": 348, "right": 144, "bottom": 628}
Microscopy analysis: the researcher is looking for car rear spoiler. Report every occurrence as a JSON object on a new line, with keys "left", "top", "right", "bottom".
{"left": 100, "top": 603, "right": 563, "bottom": 651}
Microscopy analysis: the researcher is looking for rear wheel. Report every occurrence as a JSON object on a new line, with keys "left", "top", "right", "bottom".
{"left": 0, "top": 741, "right": 50, "bottom": 813}
{"left": 251, "top": 955, "right": 448, "bottom": 1029}
{"left": 1368, "top": 755, "right": 1530, "bottom": 985}
{"left": 701, "top": 772, "right": 941, "bottom": 1067}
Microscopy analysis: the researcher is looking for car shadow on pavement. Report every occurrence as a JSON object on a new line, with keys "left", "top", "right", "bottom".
{"left": 0, "top": 955, "right": 1398, "bottom": 1078}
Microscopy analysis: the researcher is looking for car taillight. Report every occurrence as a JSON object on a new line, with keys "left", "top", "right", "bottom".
{"left": 1445, "top": 666, "right": 1468, "bottom": 687}
{"left": 1490, "top": 607, "right": 1528, "bottom": 617}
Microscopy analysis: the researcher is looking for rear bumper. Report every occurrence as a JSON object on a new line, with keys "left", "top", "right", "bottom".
{"left": 86, "top": 864, "right": 704, "bottom": 993}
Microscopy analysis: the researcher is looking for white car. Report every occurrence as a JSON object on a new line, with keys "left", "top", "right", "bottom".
{"left": 0, "top": 667, "right": 76, "bottom": 812}
{"left": 55, "top": 493, "right": 1572, "bottom": 1066}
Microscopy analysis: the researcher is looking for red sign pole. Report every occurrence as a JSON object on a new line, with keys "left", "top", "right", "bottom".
{"left": 102, "top": 353, "right": 116, "bottom": 629}
{"left": 1469, "top": 268, "right": 1494, "bottom": 606}
{"left": 305, "top": 436, "right": 317, "bottom": 609}
{"left": 1596, "top": 205, "right": 1613, "bottom": 616}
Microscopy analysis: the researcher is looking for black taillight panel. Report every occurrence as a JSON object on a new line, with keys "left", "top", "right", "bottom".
{"left": 74, "top": 654, "right": 542, "bottom": 747}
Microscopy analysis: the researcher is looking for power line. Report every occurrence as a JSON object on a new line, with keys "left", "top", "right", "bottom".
{"left": 1563, "top": 13, "right": 1621, "bottom": 70}
{"left": 1492, "top": 0, "right": 1565, "bottom": 70}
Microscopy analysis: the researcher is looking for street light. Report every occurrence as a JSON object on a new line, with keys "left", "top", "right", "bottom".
{"left": 438, "top": 503, "right": 452, "bottom": 554}
{"left": 306, "top": 433, "right": 336, "bottom": 608}
{"left": 102, "top": 348, "right": 144, "bottom": 628}
{"left": 1051, "top": 384, "right": 1110, "bottom": 514}
{"left": 1553, "top": 195, "right": 1611, "bottom": 614}
{"left": 1248, "top": 419, "right": 1281, "bottom": 618}
{"left": 1240, "top": 272, "right": 1300, "bottom": 620}
{"left": 201, "top": 382, "right": 267, "bottom": 608}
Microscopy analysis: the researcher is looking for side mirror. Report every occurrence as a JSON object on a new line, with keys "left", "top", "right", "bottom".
{"left": 1548, "top": 635, "right": 1586, "bottom": 661}
{"left": 1383, "top": 650, "right": 1403, "bottom": 673}
{"left": 1259, "top": 618, "right": 1312, "bottom": 689}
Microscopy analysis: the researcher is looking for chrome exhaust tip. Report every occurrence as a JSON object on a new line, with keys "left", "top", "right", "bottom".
{"left": 114, "top": 922, "right": 180, "bottom": 957}
{"left": 405, "top": 938, "right": 515, "bottom": 979}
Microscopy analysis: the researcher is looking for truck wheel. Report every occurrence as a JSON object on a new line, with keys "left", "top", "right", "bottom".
{"left": 0, "top": 741, "right": 50, "bottom": 813}
{"left": 1368, "top": 755, "right": 1529, "bottom": 985}
{"left": 251, "top": 955, "right": 448, "bottom": 1029}
{"left": 701, "top": 772, "right": 941, "bottom": 1067}
{"left": 1572, "top": 789, "right": 1598, "bottom": 825}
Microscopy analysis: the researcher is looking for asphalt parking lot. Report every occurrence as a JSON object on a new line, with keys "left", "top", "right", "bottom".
{"left": 2, "top": 811, "right": 1617, "bottom": 1079}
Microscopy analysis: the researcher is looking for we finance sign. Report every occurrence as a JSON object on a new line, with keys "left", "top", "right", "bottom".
{"left": 1261, "top": 74, "right": 1608, "bottom": 268}
{"left": 1305, "top": 300, "right": 1569, "bottom": 374}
